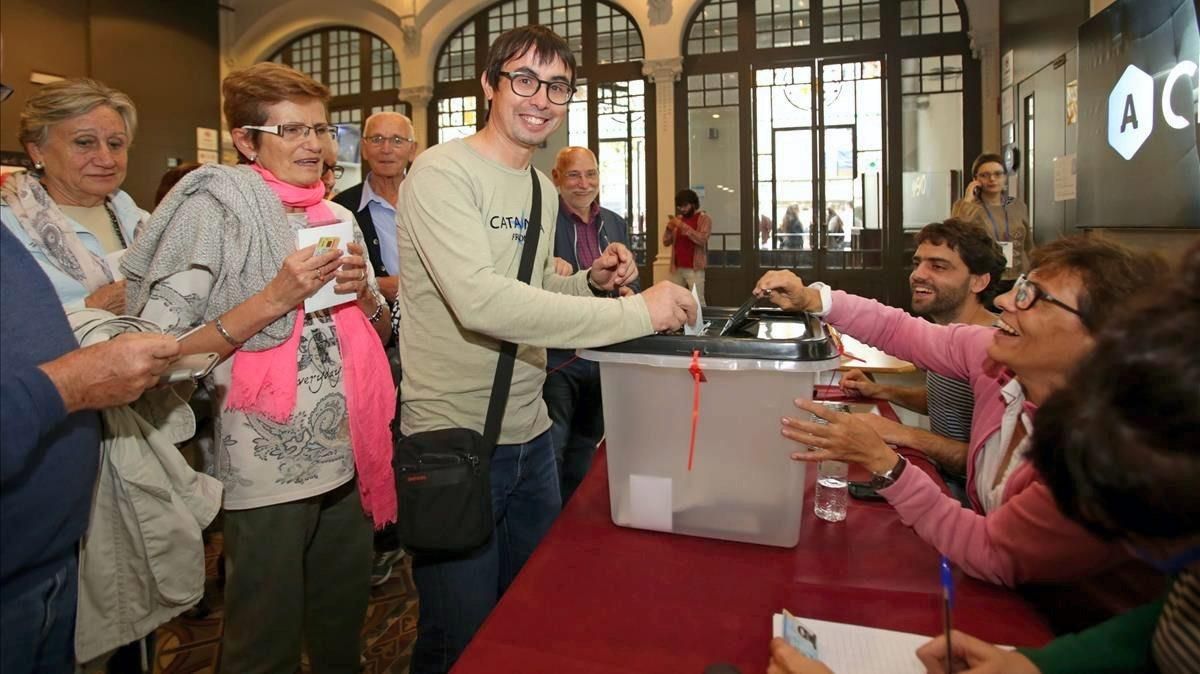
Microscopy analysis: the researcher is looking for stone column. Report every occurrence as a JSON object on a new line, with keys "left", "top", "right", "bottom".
{"left": 642, "top": 56, "right": 684, "bottom": 285}
{"left": 398, "top": 85, "right": 434, "bottom": 149}
{"left": 967, "top": 0, "right": 1002, "bottom": 153}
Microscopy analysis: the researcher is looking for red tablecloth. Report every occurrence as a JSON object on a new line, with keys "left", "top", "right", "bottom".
{"left": 453, "top": 400, "right": 1053, "bottom": 673}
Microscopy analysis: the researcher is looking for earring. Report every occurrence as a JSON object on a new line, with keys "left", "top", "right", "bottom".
{"left": 33, "top": 161, "right": 44, "bottom": 170}
{"left": 249, "top": 155, "right": 257, "bottom": 163}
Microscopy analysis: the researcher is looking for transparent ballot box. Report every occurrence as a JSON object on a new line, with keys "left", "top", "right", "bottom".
{"left": 580, "top": 308, "right": 840, "bottom": 547}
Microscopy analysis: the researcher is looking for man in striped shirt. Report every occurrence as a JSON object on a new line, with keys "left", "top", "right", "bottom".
{"left": 840, "top": 219, "right": 1005, "bottom": 501}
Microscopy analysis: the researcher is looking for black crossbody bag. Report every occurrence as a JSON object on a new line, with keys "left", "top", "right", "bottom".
{"left": 392, "top": 167, "right": 544, "bottom": 554}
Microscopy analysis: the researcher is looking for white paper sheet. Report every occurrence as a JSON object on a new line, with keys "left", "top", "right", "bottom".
{"left": 629, "top": 474, "right": 672, "bottom": 531}
{"left": 296, "top": 220, "right": 355, "bottom": 313}
{"left": 771, "top": 614, "right": 929, "bottom": 674}
{"left": 1053, "top": 154, "right": 1076, "bottom": 202}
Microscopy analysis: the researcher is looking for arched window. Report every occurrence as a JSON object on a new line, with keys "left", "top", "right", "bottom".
{"left": 432, "top": 0, "right": 652, "bottom": 265}
{"left": 681, "top": 0, "right": 978, "bottom": 305}
{"left": 271, "top": 27, "right": 409, "bottom": 190}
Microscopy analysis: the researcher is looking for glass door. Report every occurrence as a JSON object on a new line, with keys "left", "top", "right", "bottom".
{"left": 753, "top": 58, "right": 885, "bottom": 288}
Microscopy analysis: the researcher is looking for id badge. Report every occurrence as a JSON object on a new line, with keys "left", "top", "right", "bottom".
{"left": 1000, "top": 241, "right": 1014, "bottom": 269}
{"left": 782, "top": 613, "right": 819, "bottom": 660}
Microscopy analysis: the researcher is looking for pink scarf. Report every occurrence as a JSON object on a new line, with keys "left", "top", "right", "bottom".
{"left": 226, "top": 164, "right": 396, "bottom": 528}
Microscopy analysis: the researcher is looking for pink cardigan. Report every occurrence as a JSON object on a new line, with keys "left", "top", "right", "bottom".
{"left": 826, "top": 291, "right": 1161, "bottom": 624}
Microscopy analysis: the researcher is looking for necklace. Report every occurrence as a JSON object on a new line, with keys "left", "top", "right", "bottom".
{"left": 103, "top": 201, "right": 128, "bottom": 248}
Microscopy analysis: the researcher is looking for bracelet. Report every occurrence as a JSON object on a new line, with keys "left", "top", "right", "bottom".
{"left": 367, "top": 303, "right": 384, "bottom": 324}
{"left": 214, "top": 317, "right": 244, "bottom": 348}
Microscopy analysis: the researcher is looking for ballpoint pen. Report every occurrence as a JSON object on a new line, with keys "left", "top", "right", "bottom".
{"left": 940, "top": 555, "right": 956, "bottom": 674}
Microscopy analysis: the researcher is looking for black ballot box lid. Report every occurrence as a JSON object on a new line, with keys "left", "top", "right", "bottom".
{"left": 586, "top": 307, "right": 839, "bottom": 362}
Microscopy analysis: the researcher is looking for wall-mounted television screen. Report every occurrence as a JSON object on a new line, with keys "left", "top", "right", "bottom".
{"left": 1077, "top": 0, "right": 1200, "bottom": 228}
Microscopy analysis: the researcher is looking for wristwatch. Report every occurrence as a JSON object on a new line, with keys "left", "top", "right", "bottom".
{"left": 586, "top": 270, "right": 610, "bottom": 297}
{"left": 868, "top": 454, "right": 908, "bottom": 489}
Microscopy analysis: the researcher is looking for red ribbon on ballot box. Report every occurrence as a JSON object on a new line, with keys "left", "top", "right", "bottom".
{"left": 687, "top": 350, "right": 706, "bottom": 471}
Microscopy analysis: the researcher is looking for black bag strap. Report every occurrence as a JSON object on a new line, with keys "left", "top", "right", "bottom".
{"left": 481, "top": 167, "right": 543, "bottom": 450}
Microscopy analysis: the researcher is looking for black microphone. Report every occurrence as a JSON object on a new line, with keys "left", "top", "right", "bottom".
{"left": 702, "top": 664, "right": 743, "bottom": 674}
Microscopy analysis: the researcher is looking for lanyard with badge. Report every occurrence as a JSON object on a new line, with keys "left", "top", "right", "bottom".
{"left": 982, "top": 201, "right": 1014, "bottom": 269}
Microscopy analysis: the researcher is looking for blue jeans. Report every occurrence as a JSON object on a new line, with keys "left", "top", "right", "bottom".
{"left": 1, "top": 556, "right": 77, "bottom": 674}
{"left": 543, "top": 358, "right": 605, "bottom": 504}
{"left": 410, "top": 429, "right": 561, "bottom": 674}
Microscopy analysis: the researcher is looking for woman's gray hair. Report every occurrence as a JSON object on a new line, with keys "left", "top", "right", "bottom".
{"left": 17, "top": 78, "right": 138, "bottom": 148}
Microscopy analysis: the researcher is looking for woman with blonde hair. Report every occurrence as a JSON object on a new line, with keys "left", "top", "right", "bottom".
{"left": 951, "top": 153, "right": 1032, "bottom": 288}
{"left": 1, "top": 78, "right": 143, "bottom": 312}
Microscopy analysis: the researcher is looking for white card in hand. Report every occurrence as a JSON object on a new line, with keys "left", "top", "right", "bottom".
{"left": 296, "top": 220, "right": 355, "bottom": 313}
{"left": 684, "top": 284, "right": 704, "bottom": 335}
{"left": 999, "top": 241, "right": 1015, "bottom": 269}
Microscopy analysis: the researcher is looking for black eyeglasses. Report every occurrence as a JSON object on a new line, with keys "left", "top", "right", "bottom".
{"left": 242, "top": 123, "right": 340, "bottom": 142}
{"left": 322, "top": 163, "right": 344, "bottom": 179}
{"left": 1012, "top": 274, "right": 1083, "bottom": 318}
{"left": 498, "top": 71, "right": 574, "bottom": 105}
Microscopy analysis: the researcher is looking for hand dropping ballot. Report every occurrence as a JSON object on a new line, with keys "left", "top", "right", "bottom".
{"left": 297, "top": 220, "right": 355, "bottom": 313}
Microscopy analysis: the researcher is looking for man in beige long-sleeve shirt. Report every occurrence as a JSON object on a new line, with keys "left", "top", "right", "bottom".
{"left": 396, "top": 25, "right": 696, "bottom": 673}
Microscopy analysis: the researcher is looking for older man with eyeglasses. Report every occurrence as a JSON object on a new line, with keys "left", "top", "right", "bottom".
{"left": 333, "top": 111, "right": 417, "bottom": 303}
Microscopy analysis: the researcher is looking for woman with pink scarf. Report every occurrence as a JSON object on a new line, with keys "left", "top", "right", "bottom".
{"left": 123, "top": 63, "right": 395, "bottom": 673}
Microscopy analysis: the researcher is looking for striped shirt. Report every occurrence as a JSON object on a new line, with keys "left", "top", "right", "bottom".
{"left": 1153, "top": 568, "right": 1200, "bottom": 674}
{"left": 926, "top": 371, "right": 974, "bottom": 443}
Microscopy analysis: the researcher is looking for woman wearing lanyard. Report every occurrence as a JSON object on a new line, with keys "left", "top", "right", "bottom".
{"left": 952, "top": 153, "right": 1032, "bottom": 294}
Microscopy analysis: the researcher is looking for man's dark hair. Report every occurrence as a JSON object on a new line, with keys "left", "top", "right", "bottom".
{"left": 914, "top": 218, "right": 1007, "bottom": 302}
{"left": 1029, "top": 243, "right": 1200, "bottom": 541}
{"left": 484, "top": 25, "right": 577, "bottom": 91}
{"left": 971, "top": 152, "right": 1005, "bottom": 177}
{"left": 1029, "top": 235, "right": 1167, "bottom": 333}
{"left": 675, "top": 189, "right": 700, "bottom": 209}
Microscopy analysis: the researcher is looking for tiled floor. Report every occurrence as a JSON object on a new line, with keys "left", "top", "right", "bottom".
{"left": 151, "top": 534, "right": 418, "bottom": 674}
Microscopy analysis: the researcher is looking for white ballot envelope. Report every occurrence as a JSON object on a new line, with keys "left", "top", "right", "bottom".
{"left": 105, "top": 249, "right": 127, "bottom": 281}
{"left": 1000, "top": 241, "right": 1015, "bottom": 269}
{"left": 683, "top": 284, "right": 704, "bottom": 335}
{"left": 296, "top": 220, "right": 355, "bottom": 313}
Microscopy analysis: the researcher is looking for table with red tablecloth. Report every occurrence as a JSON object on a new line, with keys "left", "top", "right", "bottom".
{"left": 453, "top": 399, "right": 1054, "bottom": 673}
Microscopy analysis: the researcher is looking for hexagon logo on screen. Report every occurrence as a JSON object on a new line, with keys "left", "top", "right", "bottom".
{"left": 1108, "top": 65, "right": 1154, "bottom": 160}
